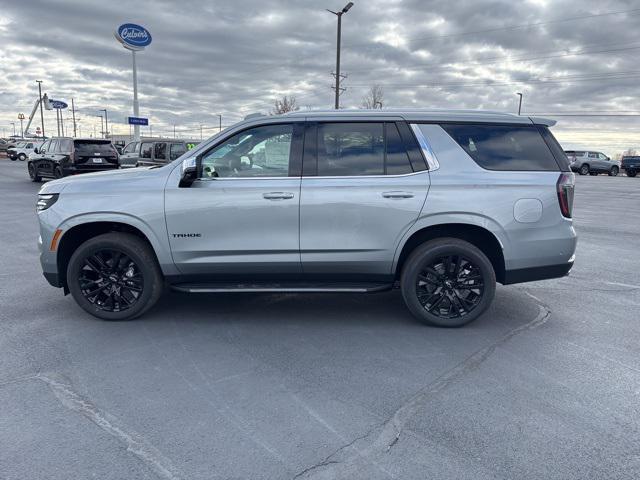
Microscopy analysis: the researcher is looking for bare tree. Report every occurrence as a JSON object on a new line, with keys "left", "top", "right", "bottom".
{"left": 272, "top": 95, "right": 299, "bottom": 115}
{"left": 361, "top": 85, "right": 384, "bottom": 109}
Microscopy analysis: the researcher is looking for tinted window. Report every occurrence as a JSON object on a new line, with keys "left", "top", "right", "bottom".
{"left": 317, "top": 123, "right": 384, "bottom": 176}
{"left": 588, "top": 152, "right": 598, "bottom": 158}
{"left": 441, "top": 124, "right": 559, "bottom": 171}
{"left": 154, "top": 143, "right": 167, "bottom": 160}
{"left": 201, "top": 124, "right": 293, "bottom": 178}
{"left": 49, "top": 140, "right": 59, "bottom": 153}
{"left": 170, "top": 143, "right": 187, "bottom": 160}
{"left": 40, "top": 140, "right": 50, "bottom": 152}
{"left": 26, "top": 143, "right": 33, "bottom": 148}
{"left": 123, "top": 142, "right": 138, "bottom": 154}
{"left": 385, "top": 123, "right": 413, "bottom": 175}
{"left": 538, "top": 126, "right": 569, "bottom": 172}
{"left": 73, "top": 141, "right": 116, "bottom": 156}
{"left": 140, "top": 142, "right": 153, "bottom": 158}
{"left": 59, "top": 139, "right": 73, "bottom": 152}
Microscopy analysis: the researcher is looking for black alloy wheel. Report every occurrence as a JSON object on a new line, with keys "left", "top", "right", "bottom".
{"left": 67, "top": 232, "right": 163, "bottom": 320}
{"left": 77, "top": 249, "right": 143, "bottom": 313}
{"left": 415, "top": 254, "right": 484, "bottom": 320}
{"left": 400, "top": 238, "right": 496, "bottom": 327}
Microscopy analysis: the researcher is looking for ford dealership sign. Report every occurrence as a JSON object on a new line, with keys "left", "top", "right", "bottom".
{"left": 114, "top": 23, "right": 152, "bottom": 51}
{"left": 49, "top": 100, "right": 68, "bottom": 109}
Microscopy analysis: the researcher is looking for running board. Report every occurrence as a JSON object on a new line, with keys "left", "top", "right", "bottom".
{"left": 170, "top": 282, "right": 393, "bottom": 294}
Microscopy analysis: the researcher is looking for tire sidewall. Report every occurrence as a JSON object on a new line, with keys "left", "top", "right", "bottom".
{"left": 609, "top": 167, "right": 618, "bottom": 176}
{"left": 401, "top": 239, "right": 496, "bottom": 327}
{"left": 67, "top": 235, "right": 160, "bottom": 320}
{"left": 18, "top": 153, "right": 26, "bottom": 161}
{"left": 579, "top": 165, "right": 589, "bottom": 175}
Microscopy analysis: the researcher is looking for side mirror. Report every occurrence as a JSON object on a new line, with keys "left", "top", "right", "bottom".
{"left": 179, "top": 157, "right": 198, "bottom": 187}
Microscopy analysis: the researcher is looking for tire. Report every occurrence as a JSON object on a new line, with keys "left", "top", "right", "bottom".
{"left": 579, "top": 164, "right": 589, "bottom": 175}
{"left": 609, "top": 166, "right": 619, "bottom": 176}
{"left": 28, "top": 162, "right": 41, "bottom": 182}
{"left": 627, "top": 169, "right": 637, "bottom": 178}
{"left": 66, "top": 233, "right": 163, "bottom": 321}
{"left": 589, "top": 171, "right": 598, "bottom": 176}
{"left": 53, "top": 166, "right": 64, "bottom": 179}
{"left": 400, "top": 238, "right": 496, "bottom": 327}
{"left": 18, "top": 153, "right": 27, "bottom": 161}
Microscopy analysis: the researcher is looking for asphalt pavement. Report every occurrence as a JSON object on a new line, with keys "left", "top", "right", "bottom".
{"left": 1, "top": 158, "right": 638, "bottom": 479}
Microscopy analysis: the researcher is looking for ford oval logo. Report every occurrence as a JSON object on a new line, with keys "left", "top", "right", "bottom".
{"left": 115, "top": 23, "right": 152, "bottom": 50}
{"left": 50, "top": 100, "right": 68, "bottom": 109}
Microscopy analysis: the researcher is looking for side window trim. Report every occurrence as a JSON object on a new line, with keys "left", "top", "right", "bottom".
{"left": 409, "top": 124, "right": 440, "bottom": 171}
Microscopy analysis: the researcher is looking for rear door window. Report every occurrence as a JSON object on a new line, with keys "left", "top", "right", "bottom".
{"left": 59, "top": 139, "right": 73, "bottom": 153}
{"left": 441, "top": 123, "right": 559, "bottom": 171}
{"left": 123, "top": 142, "right": 138, "bottom": 154}
{"left": 140, "top": 142, "right": 153, "bottom": 158}
{"left": 316, "top": 123, "right": 385, "bottom": 176}
{"left": 154, "top": 143, "right": 167, "bottom": 160}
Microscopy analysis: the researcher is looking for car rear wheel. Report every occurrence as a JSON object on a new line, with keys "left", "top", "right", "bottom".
{"left": 626, "top": 169, "right": 636, "bottom": 177}
{"left": 400, "top": 238, "right": 496, "bottom": 327}
{"left": 28, "top": 163, "right": 41, "bottom": 182}
{"left": 67, "top": 233, "right": 164, "bottom": 321}
{"left": 579, "top": 164, "right": 589, "bottom": 175}
{"left": 609, "top": 166, "right": 619, "bottom": 176}
{"left": 54, "top": 166, "right": 64, "bottom": 179}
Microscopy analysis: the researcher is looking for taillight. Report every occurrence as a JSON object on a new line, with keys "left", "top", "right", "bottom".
{"left": 557, "top": 172, "right": 574, "bottom": 218}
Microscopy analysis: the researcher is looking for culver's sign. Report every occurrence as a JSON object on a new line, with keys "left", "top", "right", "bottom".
{"left": 114, "top": 23, "right": 152, "bottom": 51}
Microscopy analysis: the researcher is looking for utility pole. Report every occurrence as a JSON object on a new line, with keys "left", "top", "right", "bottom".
{"left": 199, "top": 124, "right": 203, "bottom": 140}
{"left": 36, "top": 80, "right": 45, "bottom": 138}
{"left": 218, "top": 114, "right": 222, "bottom": 132}
{"left": 96, "top": 114, "right": 104, "bottom": 138}
{"left": 10, "top": 122, "right": 16, "bottom": 136}
{"left": 516, "top": 92, "right": 523, "bottom": 115}
{"left": 71, "top": 98, "right": 77, "bottom": 137}
{"left": 173, "top": 124, "right": 176, "bottom": 138}
{"left": 327, "top": 2, "right": 354, "bottom": 109}
{"left": 18, "top": 113, "right": 25, "bottom": 138}
{"left": 100, "top": 109, "right": 108, "bottom": 138}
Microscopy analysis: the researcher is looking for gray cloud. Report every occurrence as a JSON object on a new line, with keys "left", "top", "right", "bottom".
{"left": 1, "top": 0, "right": 639, "bottom": 153}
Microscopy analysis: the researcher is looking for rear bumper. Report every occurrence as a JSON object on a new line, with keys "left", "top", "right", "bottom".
{"left": 502, "top": 261, "right": 573, "bottom": 285}
{"left": 62, "top": 164, "right": 119, "bottom": 174}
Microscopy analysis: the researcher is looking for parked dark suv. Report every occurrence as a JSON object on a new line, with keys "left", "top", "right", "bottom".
{"left": 621, "top": 156, "right": 640, "bottom": 177}
{"left": 28, "top": 138, "right": 119, "bottom": 181}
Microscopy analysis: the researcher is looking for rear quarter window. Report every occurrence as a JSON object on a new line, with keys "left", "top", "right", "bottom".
{"left": 441, "top": 123, "right": 560, "bottom": 171}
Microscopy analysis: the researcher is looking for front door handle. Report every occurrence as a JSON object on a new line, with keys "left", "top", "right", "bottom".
{"left": 382, "top": 191, "right": 414, "bottom": 199}
{"left": 263, "top": 192, "right": 295, "bottom": 200}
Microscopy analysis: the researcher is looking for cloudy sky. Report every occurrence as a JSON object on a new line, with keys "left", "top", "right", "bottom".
{"left": 1, "top": 0, "right": 639, "bottom": 155}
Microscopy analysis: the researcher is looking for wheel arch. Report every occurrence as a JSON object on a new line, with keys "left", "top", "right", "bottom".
{"left": 394, "top": 221, "right": 506, "bottom": 284}
{"left": 56, "top": 217, "right": 171, "bottom": 291}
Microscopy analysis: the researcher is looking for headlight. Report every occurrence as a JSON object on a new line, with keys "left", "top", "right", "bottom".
{"left": 36, "top": 194, "right": 59, "bottom": 212}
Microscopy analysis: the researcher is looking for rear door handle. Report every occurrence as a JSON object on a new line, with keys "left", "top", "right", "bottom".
{"left": 382, "top": 191, "right": 414, "bottom": 199}
{"left": 263, "top": 192, "right": 295, "bottom": 200}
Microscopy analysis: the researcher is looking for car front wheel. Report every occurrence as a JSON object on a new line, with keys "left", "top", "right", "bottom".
{"left": 28, "top": 163, "right": 41, "bottom": 182}
{"left": 18, "top": 153, "right": 27, "bottom": 161}
{"left": 67, "top": 233, "right": 164, "bottom": 320}
{"left": 400, "top": 238, "right": 496, "bottom": 327}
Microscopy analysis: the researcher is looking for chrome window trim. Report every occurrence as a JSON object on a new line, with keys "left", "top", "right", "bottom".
{"left": 410, "top": 123, "right": 440, "bottom": 171}
{"left": 195, "top": 170, "right": 430, "bottom": 181}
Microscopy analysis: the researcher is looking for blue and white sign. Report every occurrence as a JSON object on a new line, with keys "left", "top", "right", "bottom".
{"left": 114, "top": 23, "right": 152, "bottom": 51}
{"left": 127, "top": 116, "right": 149, "bottom": 126}
{"left": 49, "top": 100, "right": 68, "bottom": 109}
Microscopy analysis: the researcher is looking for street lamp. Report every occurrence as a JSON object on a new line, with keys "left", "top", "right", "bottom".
{"left": 10, "top": 122, "right": 16, "bottom": 137}
{"left": 36, "top": 80, "right": 45, "bottom": 138}
{"left": 327, "top": 2, "right": 354, "bottom": 109}
{"left": 516, "top": 92, "right": 523, "bottom": 115}
{"left": 96, "top": 114, "right": 104, "bottom": 138}
{"left": 100, "top": 109, "right": 109, "bottom": 138}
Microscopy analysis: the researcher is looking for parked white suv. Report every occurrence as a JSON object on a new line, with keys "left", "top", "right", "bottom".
{"left": 565, "top": 150, "right": 620, "bottom": 176}
{"left": 36, "top": 110, "right": 577, "bottom": 327}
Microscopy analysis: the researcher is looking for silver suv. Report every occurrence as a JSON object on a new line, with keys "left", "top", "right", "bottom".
{"left": 36, "top": 110, "right": 576, "bottom": 327}
{"left": 565, "top": 150, "right": 620, "bottom": 176}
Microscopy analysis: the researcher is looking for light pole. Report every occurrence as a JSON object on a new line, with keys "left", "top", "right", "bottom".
{"left": 516, "top": 92, "right": 523, "bottom": 115}
{"left": 327, "top": 2, "right": 354, "bottom": 109}
{"left": 10, "top": 122, "right": 16, "bottom": 137}
{"left": 96, "top": 114, "right": 104, "bottom": 138}
{"left": 199, "top": 124, "right": 203, "bottom": 141}
{"left": 100, "top": 109, "right": 109, "bottom": 138}
{"left": 71, "top": 98, "right": 77, "bottom": 137}
{"left": 218, "top": 114, "right": 222, "bottom": 132}
{"left": 36, "top": 80, "right": 45, "bottom": 138}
